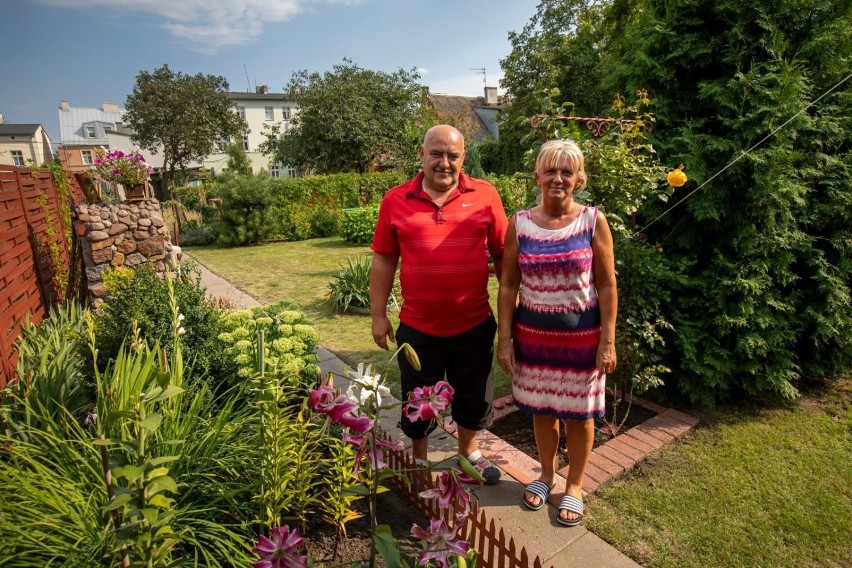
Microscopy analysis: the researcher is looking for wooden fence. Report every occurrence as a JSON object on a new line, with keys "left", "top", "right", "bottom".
{"left": 0, "top": 165, "right": 84, "bottom": 389}
{"left": 385, "top": 439, "right": 556, "bottom": 568}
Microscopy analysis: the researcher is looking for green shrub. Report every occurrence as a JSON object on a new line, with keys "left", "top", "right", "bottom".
{"left": 8, "top": 301, "right": 92, "bottom": 426}
{"left": 95, "top": 261, "right": 235, "bottom": 390}
{"left": 279, "top": 203, "right": 314, "bottom": 241}
{"left": 487, "top": 173, "right": 536, "bottom": 216}
{"left": 328, "top": 255, "right": 373, "bottom": 313}
{"left": 339, "top": 207, "right": 379, "bottom": 244}
{"left": 206, "top": 175, "right": 280, "bottom": 245}
{"left": 216, "top": 301, "right": 321, "bottom": 392}
{"left": 179, "top": 225, "right": 216, "bottom": 247}
{"left": 311, "top": 206, "right": 338, "bottom": 237}
{"left": 205, "top": 172, "right": 403, "bottom": 245}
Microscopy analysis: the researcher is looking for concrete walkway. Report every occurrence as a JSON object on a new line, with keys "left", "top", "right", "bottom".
{"left": 192, "top": 256, "right": 642, "bottom": 568}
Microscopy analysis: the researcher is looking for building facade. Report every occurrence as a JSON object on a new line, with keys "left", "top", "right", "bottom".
{"left": 56, "top": 100, "right": 125, "bottom": 174}
{"left": 0, "top": 123, "right": 53, "bottom": 167}
{"left": 203, "top": 86, "right": 300, "bottom": 177}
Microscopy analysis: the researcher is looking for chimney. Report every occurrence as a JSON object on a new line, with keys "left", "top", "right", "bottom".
{"left": 484, "top": 86, "right": 498, "bottom": 106}
{"left": 102, "top": 102, "right": 119, "bottom": 113}
{"left": 59, "top": 100, "right": 70, "bottom": 111}
{"left": 256, "top": 85, "right": 269, "bottom": 94}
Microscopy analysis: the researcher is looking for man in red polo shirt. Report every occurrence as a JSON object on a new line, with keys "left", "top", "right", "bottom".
{"left": 370, "top": 124, "right": 508, "bottom": 484}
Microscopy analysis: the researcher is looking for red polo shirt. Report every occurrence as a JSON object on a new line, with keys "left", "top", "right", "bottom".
{"left": 371, "top": 171, "right": 508, "bottom": 337}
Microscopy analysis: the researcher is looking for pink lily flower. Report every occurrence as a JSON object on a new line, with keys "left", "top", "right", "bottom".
{"left": 343, "top": 431, "right": 404, "bottom": 473}
{"left": 410, "top": 518, "right": 470, "bottom": 568}
{"left": 309, "top": 385, "right": 374, "bottom": 433}
{"left": 403, "top": 381, "right": 454, "bottom": 422}
{"left": 419, "top": 467, "right": 480, "bottom": 516}
{"left": 252, "top": 526, "right": 308, "bottom": 568}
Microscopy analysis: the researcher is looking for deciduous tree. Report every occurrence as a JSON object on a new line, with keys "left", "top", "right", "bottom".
{"left": 124, "top": 64, "right": 246, "bottom": 188}
{"left": 260, "top": 59, "right": 421, "bottom": 174}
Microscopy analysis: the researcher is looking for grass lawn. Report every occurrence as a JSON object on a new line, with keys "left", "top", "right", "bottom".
{"left": 586, "top": 378, "right": 852, "bottom": 567}
{"left": 186, "top": 237, "right": 851, "bottom": 567}
{"left": 185, "top": 237, "right": 512, "bottom": 398}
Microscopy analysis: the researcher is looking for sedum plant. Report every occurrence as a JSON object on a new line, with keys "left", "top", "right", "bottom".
{"left": 217, "top": 300, "right": 320, "bottom": 390}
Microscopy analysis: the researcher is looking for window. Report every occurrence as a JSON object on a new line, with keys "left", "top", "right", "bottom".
{"left": 84, "top": 125, "right": 96, "bottom": 138}
{"left": 265, "top": 106, "right": 274, "bottom": 120}
{"left": 216, "top": 136, "right": 231, "bottom": 152}
{"left": 11, "top": 150, "right": 25, "bottom": 166}
{"left": 282, "top": 107, "right": 291, "bottom": 120}
{"left": 287, "top": 166, "right": 297, "bottom": 178}
{"left": 270, "top": 163, "right": 282, "bottom": 178}
{"left": 243, "top": 135, "right": 250, "bottom": 152}
{"left": 235, "top": 106, "right": 246, "bottom": 120}
{"left": 81, "top": 150, "right": 93, "bottom": 165}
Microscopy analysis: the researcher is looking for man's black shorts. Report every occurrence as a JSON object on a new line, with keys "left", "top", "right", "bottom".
{"left": 396, "top": 314, "right": 496, "bottom": 439}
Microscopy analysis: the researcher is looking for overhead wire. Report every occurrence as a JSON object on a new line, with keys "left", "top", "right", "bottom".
{"left": 634, "top": 70, "right": 852, "bottom": 238}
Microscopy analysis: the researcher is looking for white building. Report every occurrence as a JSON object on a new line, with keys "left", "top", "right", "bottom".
{"left": 203, "top": 86, "right": 300, "bottom": 177}
{"left": 0, "top": 123, "right": 53, "bottom": 167}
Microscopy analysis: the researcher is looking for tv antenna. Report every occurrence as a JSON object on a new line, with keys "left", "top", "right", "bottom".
{"left": 470, "top": 67, "right": 486, "bottom": 86}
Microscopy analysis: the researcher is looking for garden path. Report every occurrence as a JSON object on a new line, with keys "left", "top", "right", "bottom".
{"left": 193, "top": 255, "right": 697, "bottom": 567}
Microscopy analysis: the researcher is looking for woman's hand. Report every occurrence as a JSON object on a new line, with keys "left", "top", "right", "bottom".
{"left": 596, "top": 342, "right": 617, "bottom": 375}
{"left": 497, "top": 339, "right": 515, "bottom": 377}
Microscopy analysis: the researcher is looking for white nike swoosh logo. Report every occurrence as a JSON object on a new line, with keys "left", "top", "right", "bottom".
{"left": 462, "top": 203, "right": 473, "bottom": 207}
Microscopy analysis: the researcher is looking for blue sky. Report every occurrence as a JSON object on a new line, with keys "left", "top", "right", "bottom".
{"left": 1, "top": 0, "right": 539, "bottom": 147}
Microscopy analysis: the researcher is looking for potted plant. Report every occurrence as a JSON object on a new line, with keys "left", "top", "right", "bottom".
{"left": 90, "top": 149, "right": 153, "bottom": 201}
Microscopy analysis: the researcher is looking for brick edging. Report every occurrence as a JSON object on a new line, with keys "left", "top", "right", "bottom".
{"left": 447, "top": 394, "right": 699, "bottom": 500}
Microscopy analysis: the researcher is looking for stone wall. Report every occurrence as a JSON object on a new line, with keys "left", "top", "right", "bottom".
{"left": 75, "top": 199, "right": 177, "bottom": 301}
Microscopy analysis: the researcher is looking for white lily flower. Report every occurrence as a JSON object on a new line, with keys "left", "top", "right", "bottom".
{"left": 346, "top": 363, "right": 390, "bottom": 407}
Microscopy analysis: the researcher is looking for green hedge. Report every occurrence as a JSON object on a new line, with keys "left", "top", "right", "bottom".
{"left": 204, "top": 171, "right": 529, "bottom": 246}
{"left": 206, "top": 172, "right": 405, "bottom": 246}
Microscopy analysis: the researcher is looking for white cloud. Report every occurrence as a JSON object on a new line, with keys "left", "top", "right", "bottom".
{"left": 35, "top": 0, "right": 359, "bottom": 54}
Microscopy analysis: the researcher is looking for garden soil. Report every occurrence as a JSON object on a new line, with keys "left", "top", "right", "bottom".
{"left": 302, "top": 489, "right": 429, "bottom": 567}
{"left": 487, "top": 393, "right": 657, "bottom": 470}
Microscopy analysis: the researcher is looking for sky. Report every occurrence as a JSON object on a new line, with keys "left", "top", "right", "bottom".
{"left": 0, "top": 0, "right": 539, "bottom": 148}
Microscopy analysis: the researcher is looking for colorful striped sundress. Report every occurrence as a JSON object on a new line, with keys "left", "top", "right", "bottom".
{"left": 511, "top": 206, "right": 605, "bottom": 420}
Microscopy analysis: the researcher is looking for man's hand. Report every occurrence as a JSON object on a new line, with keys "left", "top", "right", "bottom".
{"left": 372, "top": 314, "right": 395, "bottom": 350}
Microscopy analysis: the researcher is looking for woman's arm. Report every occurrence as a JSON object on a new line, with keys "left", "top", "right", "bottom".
{"left": 497, "top": 217, "right": 521, "bottom": 377}
{"left": 592, "top": 210, "right": 618, "bottom": 374}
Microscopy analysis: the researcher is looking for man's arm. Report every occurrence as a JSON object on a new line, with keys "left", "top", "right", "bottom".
{"left": 370, "top": 252, "right": 399, "bottom": 350}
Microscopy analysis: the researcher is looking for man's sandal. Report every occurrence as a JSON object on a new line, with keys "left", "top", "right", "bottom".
{"left": 557, "top": 495, "right": 584, "bottom": 527}
{"left": 522, "top": 480, "right": 555, "bottom": 511}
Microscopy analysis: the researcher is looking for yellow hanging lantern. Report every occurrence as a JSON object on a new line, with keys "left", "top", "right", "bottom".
{"left": 667, "top": 165, "right": 688, "bottom": 187}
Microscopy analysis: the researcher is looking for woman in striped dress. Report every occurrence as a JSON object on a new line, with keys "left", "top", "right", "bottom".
{"left": 497, "top": 139, "right": 617, "bottom": 527}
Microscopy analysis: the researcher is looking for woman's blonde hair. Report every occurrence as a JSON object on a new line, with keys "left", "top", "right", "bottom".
{"left": 535, "top": 139, "right": 588, "bottom": 188}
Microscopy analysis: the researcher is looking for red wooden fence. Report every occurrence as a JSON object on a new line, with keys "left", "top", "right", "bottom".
{"left": 385, "top": 439, "right": 556, "bottom": 568}
{"left": 0, "top": 165, "right": 84, "bottom": 389}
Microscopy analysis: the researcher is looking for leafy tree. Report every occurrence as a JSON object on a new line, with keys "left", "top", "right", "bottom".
{"left": 496, "top": 0, "right": 611, "bottom": 174}
{"left": 124, "top": 64, "right": 246, "bottom": 188}
{"left": 260, "top": 58, "right": 422, "bottom": 174}
{"left": 601, "top": 0, "right": 852, "bottom": 403}
{"left": 224, "top": 140, "right": 253, "bottom": 175}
